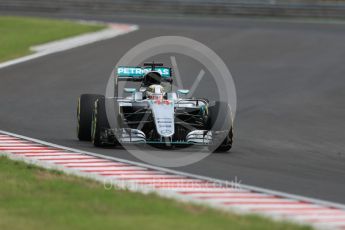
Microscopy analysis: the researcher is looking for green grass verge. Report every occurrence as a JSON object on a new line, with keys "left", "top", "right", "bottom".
{"left": 0, "top": 16, "right": 105, "bottom": 62}
{"left": 0, "top": 156, "right": 311, "bottom": 230}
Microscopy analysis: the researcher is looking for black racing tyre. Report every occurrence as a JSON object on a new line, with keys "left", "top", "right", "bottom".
{"left": 91, "top": 97, "right": 110, "bottom": 147}
{"left": 207, "top": 101, "right": 233, "bottom": 153}
{"left": 214, "top": 127, "right": 233, "bottom": 152}
{"left": 77, "top": 94, "right": 103, "bottom": 141}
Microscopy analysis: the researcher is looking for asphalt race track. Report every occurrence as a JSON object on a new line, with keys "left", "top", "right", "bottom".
{"left": 1, "top": 14, "right": 345, "bottom": 203}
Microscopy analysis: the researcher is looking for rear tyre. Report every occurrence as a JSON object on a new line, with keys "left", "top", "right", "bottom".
{"left": 77, "top": 94, "right": 103, "bottom": 141}
{"left": 207, "top": 101, "right": 233, "bottom": 153}
{"left": 91, "top": 97, "right": 110, "bottom": 147}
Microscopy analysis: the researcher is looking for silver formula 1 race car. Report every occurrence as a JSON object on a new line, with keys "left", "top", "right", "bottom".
{"left": 77, "top": 63, "right": 233, "bottom": 152}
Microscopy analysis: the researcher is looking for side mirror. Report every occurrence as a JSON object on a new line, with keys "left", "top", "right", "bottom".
{"left": 177, "top": 89, "right": 189, "bottom": 95}
{"left": 124, "top": 88, "right": 136, "bottom": 93}
{"left": 177, "top": 89, "right": 189, "bottom": 98}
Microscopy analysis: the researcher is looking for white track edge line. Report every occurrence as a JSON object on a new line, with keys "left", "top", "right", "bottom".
{"left": 1, "top": 129, "right": 344, "bottom": 211}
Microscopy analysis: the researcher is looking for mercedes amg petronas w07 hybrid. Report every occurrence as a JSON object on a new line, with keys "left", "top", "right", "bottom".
{"left": 77, "top": 63, "right": 233, "bottom": 152}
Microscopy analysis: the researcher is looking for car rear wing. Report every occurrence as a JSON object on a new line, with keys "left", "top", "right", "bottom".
{"left": 116, "top": 66, "right": 172, "bottom": 82}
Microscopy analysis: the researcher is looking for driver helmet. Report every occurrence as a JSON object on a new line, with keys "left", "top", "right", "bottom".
{"left": 146, "top": 84, "right": 165, "bottom": 100}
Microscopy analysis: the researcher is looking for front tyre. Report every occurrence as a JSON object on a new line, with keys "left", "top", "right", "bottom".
{"left": 213, "top": 127, "right": 233, "bottom": 152}
{"left": 91, "top": 97, "right": 111, "bottom": 147}
{"left": 77, "top": 94, "right": 103, "bottom": 141}
{"left": 207, "top": 101, "right": 233, "bottom": 153}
